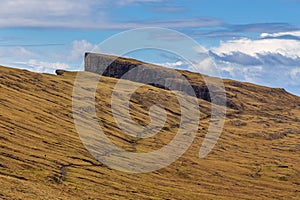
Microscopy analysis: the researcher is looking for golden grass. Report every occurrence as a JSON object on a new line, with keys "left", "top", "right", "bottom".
{"left": 0, "top": 65, "right": 300, "bottom": 199}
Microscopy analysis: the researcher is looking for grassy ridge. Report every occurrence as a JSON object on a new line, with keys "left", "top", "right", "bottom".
{"left": 0, "top": 65, "right": 300, "bottom": 199}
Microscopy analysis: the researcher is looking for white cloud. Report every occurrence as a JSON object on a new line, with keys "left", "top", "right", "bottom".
{"left": 1, "top": 40, "right": 100, "bottom": 73}
{"left": 290, "top": 68, "right": 300, "bottom": 80}
{"left": 261, "top": 31, "right": 300, "bottom": 38}
{"left": 116, "top": 0, "right": 163, "bottom": 6}
{"left": 155, "top": 56, "right": 221, "bottom": 77}
{"left": 0, "top": 0, "right": 96, "bottom": 17}
{"left": 206, "top": 34, "right": 300, "bottom": 95}
{"left": 190, "top": 57, "right": 220, "bottom": 76}
{"left": 0, "top": 46, "right": 37, "bottom": 59}
{"left": 70, "top": 40, "right": 101, "bottom": 60}
{"left": 0, "top": 0, "right": 220, "bottom": 29}
{"left": 0, "top": 0, "right": 107, "bottom": 28}
{"left": 240, "top": 66, "right": 263, "bottom": 82}
{"left": 14, "top": 59, "right": 70, "bottom": 73}
{"left": 155, "top": 61, "right": 185, "bottom": 68}
{"left": 212, "top": 38, "right": 300, "bottom": 59}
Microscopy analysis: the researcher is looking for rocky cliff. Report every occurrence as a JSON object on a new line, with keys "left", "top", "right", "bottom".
{"left": 84, "top": 53, "right": 300, "bottom": 111}
{"left": 84, "top": 52, "right": 229, "bottom": 108}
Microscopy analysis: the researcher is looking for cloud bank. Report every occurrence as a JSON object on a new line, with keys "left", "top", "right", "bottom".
{"left": 0, "top": 0, "right": 222, "bottom": 29}
{"left": 154, "top": 30, "right": 300, "bottom": 95}
{"left": 207, "top": 32, "right": 300, "bottom": 94}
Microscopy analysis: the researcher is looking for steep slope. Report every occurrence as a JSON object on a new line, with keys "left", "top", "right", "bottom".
{"left": 0, "top": 64, "right": 300, "bottom": 200}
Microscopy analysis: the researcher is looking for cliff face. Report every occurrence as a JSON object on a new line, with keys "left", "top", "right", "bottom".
{"left": 84, "top": 52, "right": 218, "bottom": 107}
{"left": 84, "top": 53, "right": 300, "bottom": 111}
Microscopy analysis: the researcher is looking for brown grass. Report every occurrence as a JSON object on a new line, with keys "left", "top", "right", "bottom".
{"left": 0, "top": 65, "right": 300, "bottom": 199}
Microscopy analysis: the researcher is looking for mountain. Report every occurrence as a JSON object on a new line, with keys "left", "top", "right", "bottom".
{"left": 0, "top": 55, "right": 300, "bottom": 199}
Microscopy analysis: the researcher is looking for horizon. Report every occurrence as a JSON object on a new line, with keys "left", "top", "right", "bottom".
{"left": 0, "top": 0, "right": 299, "bottom": 95}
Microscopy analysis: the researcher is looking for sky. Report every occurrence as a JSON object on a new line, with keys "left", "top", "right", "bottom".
{"left": 0, "top": 0, "right": 300, "bottom": 95}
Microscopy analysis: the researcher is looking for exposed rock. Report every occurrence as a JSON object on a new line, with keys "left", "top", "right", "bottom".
{"left": 84, "top": 53, "right": 300, "bottom": 111}
{"left": 84, "top": 52, "right": 230, "bottom": 108}
{"left": 55, "top": 69, "right": 65, "bottom": 76}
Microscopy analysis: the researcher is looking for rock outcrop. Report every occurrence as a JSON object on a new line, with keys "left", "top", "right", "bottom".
{"left": 55, "top": 69, "right": 66, "bottom": 76}
{"left": 85, "top": 53, "right": 298, "bottom": 111}
{"left": 84, "top": 52, "right": 230, "bottom": 108}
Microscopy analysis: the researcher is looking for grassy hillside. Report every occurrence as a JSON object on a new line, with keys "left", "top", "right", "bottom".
{"left": 0, "top": 65, "right": 300, "bottom": 199}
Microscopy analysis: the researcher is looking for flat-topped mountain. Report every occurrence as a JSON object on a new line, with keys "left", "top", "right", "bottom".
{"left": 1, "top": 55, "right": 300, "bottom": 199}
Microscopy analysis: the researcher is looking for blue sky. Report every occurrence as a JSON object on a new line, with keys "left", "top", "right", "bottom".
{"left": 0, "top": 0, "right": 300, "bottom": 95}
